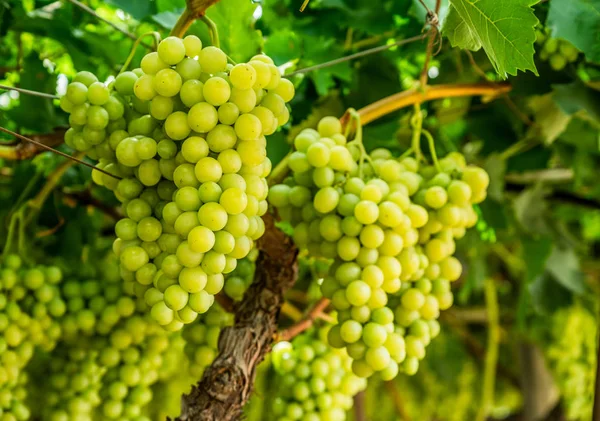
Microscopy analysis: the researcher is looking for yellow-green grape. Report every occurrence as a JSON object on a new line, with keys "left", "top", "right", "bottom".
{"left": 270, "top": 327, "right": 367, "bottom": 421}
{"left": 269, "top": 116, "right": 489, "bottom": 379}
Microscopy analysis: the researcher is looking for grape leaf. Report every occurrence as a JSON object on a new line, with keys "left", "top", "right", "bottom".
{"left": 206, "top": 0, "right": 262, "bottom": 62}
{"left": 105, "top": 0, "right": 157, "bottom": 21}
{"left": 553, "top": 81, "right": 600, "bottom": 122}
{"left": 528, "top": 93, "right": 571, "bottom": 145}
{"left": 264, "top": 29, "right": 302, "bottom": 65}
{"left": 443, "top": 0, "right": 539, "bottom": 78}
{"left": 547, "top": 0, "right": 600, "bottom": 63}
{"left": 6, "top": 54, "right": 56, "bottom": 132}
{"left": 302, "top": 35, "right": 352, "bottom": 96}
{"left": 545, "top": 246, "right": 587, "bottom": 294}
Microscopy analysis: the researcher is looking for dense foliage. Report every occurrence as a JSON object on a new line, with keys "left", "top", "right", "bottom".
{"left": 0, "top": 0, "right": 599, "bottom": 420}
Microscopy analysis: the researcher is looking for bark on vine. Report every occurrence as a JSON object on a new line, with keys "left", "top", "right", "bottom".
{"left": 174, "top": 212, "right": 298, "bottom": 421}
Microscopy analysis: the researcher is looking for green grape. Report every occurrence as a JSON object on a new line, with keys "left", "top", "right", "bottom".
{"left": 157, "top": 36, "right": 186, "bottom": 65}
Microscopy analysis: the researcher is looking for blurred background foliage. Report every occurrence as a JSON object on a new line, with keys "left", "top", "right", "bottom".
{"left": 1, "top": 0, "right": 600, "bottom": 420}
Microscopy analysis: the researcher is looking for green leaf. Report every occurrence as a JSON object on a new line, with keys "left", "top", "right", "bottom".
{"left": 444, "top": 5, "right": 482, "bottom": 51}
{"left": 553, "top": 81, "right": 600, "bottom": 122}
{"left": 513, "top": 184, "right": 551, "bottom": 235}
{"left": 528, "top": 93, "right": 571, "bottom": 144}
{"left": 264, "top": 29, "right": 302, "bottom": 65}
{"left": 443, "top": 0, "right": 539, "bottom": 77}
{"left": 547, "top": 0, "right": 600, "bottom": 63}
{"left": 302, "top": 35, "right": 352, "bottom": 96}
{"left": 105, "top": 0, "right": 157, "bottom": 21}
{"left": 545, "top": 245, "right": 587, "bottom": 294}
{"left": 528, "top": 273, "right": 573, "bottom": 315}
{"left": 206, "top": 0, "right": 262, "bottom": 62}
{"left": 6, "top": 53, "right": 56, "bottom": 132}
{"left": 152, "top": 9, "right": 182, "bottom": 29}
{"left": 522, "top": 236, "right": 553, "bottom": 283}
{"left": 484, "top": 153, "right": 506, "bottom": 201}
{"left": 266, "top": 130, "right": 291, "bottom": 167}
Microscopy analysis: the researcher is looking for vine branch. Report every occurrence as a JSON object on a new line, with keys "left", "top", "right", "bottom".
{"left": 351, "top": 82, "right": 512, "bottom": 126}
{"left": 0, "top": 127, "right": 121, "bottom": 180}
{"left": 276, "top": 297, "right": 331, "bottom": 342}
{"left": 0, "top": 128, "right": 66, "bottom": 160}
{"left": 475, "top": 278, "right": 500, "bottom": 421}
{"left": 384, "top": 381, "right": 411, "bottom": 421}
{"left": 171, "top": 0, "right": 222, "bottom": 38}
{"left": 174, "top": 212, "right": 298, "bottom": 421}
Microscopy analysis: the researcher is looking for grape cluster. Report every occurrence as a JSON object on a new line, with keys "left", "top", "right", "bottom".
{"left": 95, "top": 324, "right": 173, "bottom": 421}
{"left": 57, "top": 257, "right": 139, "bottom": 341}
{"left": 223, "top": 248, "right": 258, "bottom": 301}
{"left": 61, "top": 35, "right": 294, "bottom": 331}
{"left": 271, "top": 327, "right": 367, "bottom": 421}
{"left": 182, "top": 304, "right": 233, "bottom": 378}
{"left": 545, "top": 304, "right": 597, "bottom": 421}
{"left": 536, "top": 28, "right": 579, "bottom": 71}
{"left": 270, "top": 116, "right": 489, "bottom": 379}
{"left": 0, "top": 250, "right": 188, "bottom": 420}
{"left": 39, "top": 346, "right": 104, "bottom": 421}
{"left": 0, "top": 255, "right": 66, "bottom": 420}
{"left": 60, "top": 71, "right": 127, "bottom": 157}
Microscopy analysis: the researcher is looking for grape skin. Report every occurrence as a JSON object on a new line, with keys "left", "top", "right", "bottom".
{"left": 271, "top": 116, "right": 489, "bottom": 380}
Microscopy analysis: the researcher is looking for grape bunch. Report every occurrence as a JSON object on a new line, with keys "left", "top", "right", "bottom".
{"left": 95, "top": 325, "right": 173, "bottom": 421}
{"left": 61, "top": 35, "right": 295, "bottom": 331}
{"left": 223, "top": 248, "right": 258, "bottom": 301}
{"left": 545, "top": 304, "right": 597, "bottom": 421}
{"left": 60, "top": 71, "right": 127, "bottom": 158}
{"left": 269, "top": 115, "right": 489, "bottom": 379}
{"left": 182, "top": 304, "right": 233, "bottom": 378}
{"left": 270, "top": 326, "right": 367, "bottom": 421}
{"left": 0, "top": 255, "right": 67, "bottom": 420}
{"left": 535, "top": 27, "right": 579, "bottom": 71}
{"left": 57, "top": 257, "right": 139, "bottom": 341}
{"left": 38, "top": 346, "right": 105, "bottom": 421}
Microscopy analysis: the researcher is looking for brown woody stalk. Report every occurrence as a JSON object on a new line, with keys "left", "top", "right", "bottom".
{"left": 351, "top": 82, "right": 512, "bottom": 126}
{"left": 0, "top": 129, "right": 66, "bottom": 160}
{"left": 174, "top": 213, "right": 298, "bottom": 421}
{"left": 276, "top": 297, "right": 331, "bottom": 342}
{"left": 171, "top": 0, "right": 222, "bottom": 37}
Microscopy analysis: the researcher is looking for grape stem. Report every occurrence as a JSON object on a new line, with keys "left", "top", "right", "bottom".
{"left": 267, "top": 152, "right": 292, "bottom": 186}
{"left": 2, "top": 207, "right": 23, "bottom": 259}
{"left": 65, "top": 0, "right": 154, "bottom": 49}
{"left": 346, "top": 108, "right": 372, "bottom": 178}
{"left": 476, "top": 278, "right": 500, "bottom": 421}
{"left": 281, "top": 301, "right": 303, "bottom": 322}
{"left": 118, "top": 32, "right": 162, "bottom": 75}
{"left": 275, "top": 297, "right": 331, "bottom": 342}
{"left": 384, "top": 380, "right": 412, "bottom": 421}
{"left": 410, "top": 104, "right": 424, "bottom": 166}
{"left": 0, "top": 126, "right": 121, "bottom": 180}
{"left": 201, "top": 15, "right": 221, "bottom": 48}
{"left": 170, "top": 0, "right": 221, "bottom": 38}
{"left": 422, "top": 128, "right": 441, "bottom": 172}
{"left": 300, "top": 0, "right": 311, "bottom": 12}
